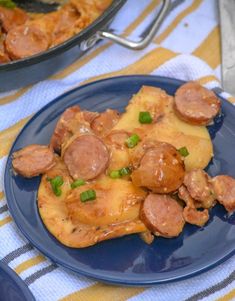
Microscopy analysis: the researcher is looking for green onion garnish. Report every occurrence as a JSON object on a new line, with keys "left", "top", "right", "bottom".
{"left": 80, "top": 189, "right": 96, "bottom": 202}
{"left": 0, "top": 0, "right": 16, "bottom": 8}
{"left": 125, "top": 134, "right": 140, "bottom": 148}
{"left": 109, "top": 170, "right": 121, "bottom": 179}
{"left": 109, "top": 166, "right": 132, "bottom": 179}
{"left": 139, "top": 111, "right": 153, "bottom": 124}
{"left": 71, "top": 179, "right": 85, "bottom": 189}
{"left": 178, "top": 146, "right": 189, "bottom": 157}
{"left": 119, "top": 167, "right": 131, "bottom": 176}
{"left": 47, "top": 176, "right": 63, "bottom": 197}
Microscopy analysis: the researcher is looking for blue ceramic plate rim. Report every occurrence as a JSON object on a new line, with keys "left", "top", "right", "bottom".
{"left": 0, "top": 261, "right": 35, "bottom": 300}
{"left": 4, "top": 75, "right": 235, "bottom": 286}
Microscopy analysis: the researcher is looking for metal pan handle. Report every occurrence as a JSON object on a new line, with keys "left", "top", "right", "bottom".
{"left": 80, "top": 0, "right": 171, "bottom": 51}
{"left": 99, "top": 0, "right": 171, "bottom": 50}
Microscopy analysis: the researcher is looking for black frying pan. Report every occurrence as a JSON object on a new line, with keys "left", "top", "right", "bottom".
{"left": 0, "top": 0, "right": 170, "bottom": 92}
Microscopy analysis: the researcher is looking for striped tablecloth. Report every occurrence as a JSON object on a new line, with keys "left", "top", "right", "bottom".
{"left": 1, "top": 0, "right": 235, "bottom": 300}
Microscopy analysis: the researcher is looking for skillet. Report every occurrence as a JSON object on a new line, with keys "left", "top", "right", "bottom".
{"left": 0, "top": 0, "right": 170, "bottom": 91}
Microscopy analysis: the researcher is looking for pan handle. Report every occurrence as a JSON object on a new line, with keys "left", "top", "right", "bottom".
{"left": 99, "top": 0, "right": 171, "bottom": 50}
{"left": 80, "top": 0, "right": 171, "bottom": 51}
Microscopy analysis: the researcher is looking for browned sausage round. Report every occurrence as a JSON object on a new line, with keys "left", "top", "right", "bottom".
{"left": 63, "top": 134, "right": 109, "bottom": 180}
{"left": 140, "top": 194, "right": 185, "bottom": 238}
{"left": 12, "top": 144, "right": 55, "bottom": 178}
{"left": 131, "top": 142, "right": 185, "bottom": 193}
{"left": 211, "top": 175, "right": 235, "bottom": 212}
{"left": 184, "top": 169, "right": 216, "bottom": 208}
{"left": 0, "top": 7, "right": 28, "bottom": 32}
{"left": 174, "top": 82, "right": 220, "bottom": 125}
{"left": 91, "top": 109, "right": 120, "bottom": 137}
{"left": 5, "top": 25, "right": 49, "bottom": 60}
{"left": 183, "top": 206, "right": 209, "bottom": 227}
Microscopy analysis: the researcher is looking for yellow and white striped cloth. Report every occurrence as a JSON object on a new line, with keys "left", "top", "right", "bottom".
{"left": 0, "top": 0, "right": 235, "bottom": 300}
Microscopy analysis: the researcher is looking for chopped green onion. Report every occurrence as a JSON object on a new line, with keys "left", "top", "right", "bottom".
{"left": 71, "top": 179, "right": 85, "bottom": 189}
{"left": 0, "top": 0, "right": 16, "bottom": 8}
{"left": 50, "top": 176, "right": 63, "bottom": 186}
{"left": 109, "top": 167, "right": 132, "bottom": 179}
{"left": 47, "top": 176, "right": 63, "bottom": 197}
{"left": 119, "top": 167, "right": 131, "bottom": 176}
{"left": 178, "top": 146, "right": 189, "bottom": 157}
{"left": 109, "top": 170, "right": 121, "bottom": 179}
{"left": 80, "top": 189, "right": 96, "bottom": 202}
{"left": 139, "top": 111, "right": 153, "bottom": 124}
{"left": 125, "top": 134, "right": 140, "bottom": 148}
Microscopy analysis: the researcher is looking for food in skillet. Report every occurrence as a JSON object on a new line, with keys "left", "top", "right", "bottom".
{"left": 0, "top": 0, "right": 112, "bottom": 62}
{"left": 12, "top": 81, "right": 235, "bottom": 248}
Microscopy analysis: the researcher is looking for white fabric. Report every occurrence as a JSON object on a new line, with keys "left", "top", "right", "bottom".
{"left": 1, "top": 1, "right": 234, "bottom": 301}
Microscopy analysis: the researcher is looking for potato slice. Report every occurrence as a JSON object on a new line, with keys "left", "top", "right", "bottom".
{"left": 38, "top": 158, "right": 146, "bottom": 248}
{"left": 66, "top": 176, "right": 146, "bottom": 226}
{"left": 113, "top": 86, "right": 213, "bottom": 171}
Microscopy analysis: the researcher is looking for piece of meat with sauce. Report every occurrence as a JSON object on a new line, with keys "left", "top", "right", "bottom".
{"left": 12, "top": 144, "right": 55, "bottom": 178}
{"left": 91, "top": 109, "right": 120, "bottom": 137}
{"left": 5, "top": 24, "right": 50, "bottom": 60}
{"left": 50, "top": 106, "right": 98, "bottom": 153}
{"left": 104, "top": 130, "right": 130, "bottom": 149}
{"left": 178, "top": 185, "right": 210, "bottom": 227}
{"left": 50, "top": 105, "right": 81, "bottom": 153}
{"left": 174, "top": 82, "right": 220, "bottom": 125}
{"left": 63, "top": 134, "right": 109, "bottom": 180}
{"left": 131, "top": 141, "right": 185, "bottom": 193}
{"left": 140, "top": 194, "right": 185, "bottom": 238}
{"left": 130, "top": 139, "right": 159, "bottom": 169}
{"left": 0, "top": 7, "right": 28, "bottom": 32}
{"left": 184, "top": 169, "right": 216, "bottom": 208}
{"left": 183, "top": 206, "right": 209, "bottom": 227}
{"left": 178, "top": 185, "right": 200, "bottom": 208}
{"left": 211, "top": 175, "right": 235, "bottom": 213}
{"left": 104, "top": 130, "right": 131, "bottom": 171}
{"left": 0, "top": 32, "right": 9, "bottom": 63}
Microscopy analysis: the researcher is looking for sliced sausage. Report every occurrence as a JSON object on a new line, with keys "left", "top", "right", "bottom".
{"left": 140, "top": 194, "right": 185, "bottom": 238}
{"left": 0, "top": 7, "right": 28, "bottom": 32}
{"left": 83, "top": 111, "right": 99, "bottom": 124}
{"left": 184, "top": 169, "right": 216, "bottom": 208}
{"left": 174, "top": 82, "right": 220, "bottom": 125}
{"left": 50, "top": 106, "right": 81, "bottom": 153}
{"left": 130, "top": 139, "right": 159, "bottom": 169}
{"left": 0, "top": 49, "right": 9, "bottom": 63}
{"left": 0, "top": 33, "right": 10, "bottom": 63}
{"left": 50, "top": 106, "right": 97, "bottom": 153}
{"left": 50, "top": 4, "right": 79, "bottom": 46}
{"left": 63, "top": 134, "right": 109, "bottom": 180}
{"left": 104, "top": 130, "right": 131, "bottom": 171}
{"left": 5, "top": 24, "right": 49, "bottom": 60}
{"left": 91, "top": 109, "right": 120, "bottom": 137}
{"left": 104, "top": 130, "right": 130, "bottom": 149}
{"left": 178, "top": 185, "right": 201, "bottom": 208}
{"left": 183, "top": 206, "right": 209, "bottom": 227}
{"left": 131, "top": 142, "right": 185, "bottom": 193}
{"left": 211, "top": 175, "right": 235, "bottom": 212}
{"left": 12, "top": 144, "right": 55, "bottom": 178}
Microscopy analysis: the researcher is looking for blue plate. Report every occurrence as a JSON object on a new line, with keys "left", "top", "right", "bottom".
{"left": 4, "top": 75, "right": 235, "bottom": 286}
{"left": 0, "top": 261, "right": 35, "bottom": 301}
